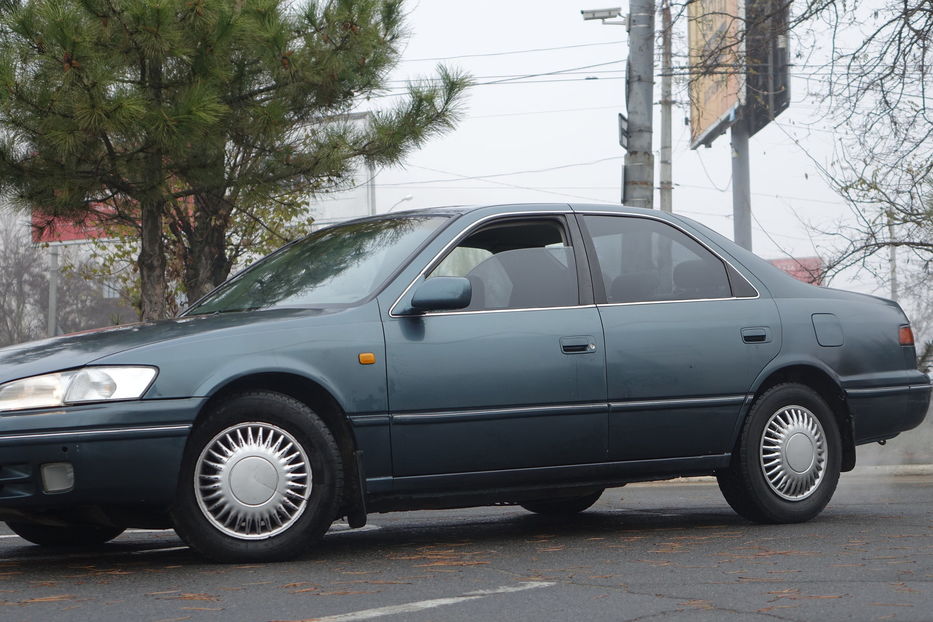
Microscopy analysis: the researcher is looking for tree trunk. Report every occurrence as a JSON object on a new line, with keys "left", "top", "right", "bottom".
{"left": 138, "top": 195, "right": 169, "bottom": 321}
{"left": 137, "top": 56, "right": 169, "bottom": 321}
{"left": 183, "top": 190, "right": 233, "bottom": 304}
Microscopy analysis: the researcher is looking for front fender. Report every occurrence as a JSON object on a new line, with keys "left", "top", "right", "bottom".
{"left": 191, "top": 352, "right": 383, "bottom": 418}
{"left": 96, "top": 304, "right": 388, "bottom": 416}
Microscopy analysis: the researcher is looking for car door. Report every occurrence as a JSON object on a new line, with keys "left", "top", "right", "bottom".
{"left": 577, "top": 213, "right": 781, "bottom": 462}
{"left": 382, "top": 214, "right": 608, "bottom": 477}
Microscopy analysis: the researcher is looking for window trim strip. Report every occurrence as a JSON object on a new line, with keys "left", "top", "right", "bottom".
{"left": 389, "top": 208, "right": 762, "bottom": 317}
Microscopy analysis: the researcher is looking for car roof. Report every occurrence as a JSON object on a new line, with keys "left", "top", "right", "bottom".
{"left": 388, "top": 202, "right": 659, "bottom": 218}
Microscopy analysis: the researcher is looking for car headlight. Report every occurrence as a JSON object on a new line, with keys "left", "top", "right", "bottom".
{"left": 0, "top": 366, "right": 158, "bottom": 413}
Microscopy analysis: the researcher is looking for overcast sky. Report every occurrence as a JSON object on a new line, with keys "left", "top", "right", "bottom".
{"left": 335, "top": 0, "right": 865, "bottom": 287}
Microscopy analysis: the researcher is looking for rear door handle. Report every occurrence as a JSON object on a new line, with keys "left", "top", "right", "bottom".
{"left": 561, "top": 336, "right": 597, "bottom": 354}
{"left": 741, "top": 327, "right": 772, "bottom": 344}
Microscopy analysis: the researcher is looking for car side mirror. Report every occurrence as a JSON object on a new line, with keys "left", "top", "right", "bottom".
{"left": 410, "top": 277, "right": 472, "bottom": 312}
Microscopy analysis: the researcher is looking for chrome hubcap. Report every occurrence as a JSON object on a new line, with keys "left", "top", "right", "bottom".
{"left": 760, "top": 405, "right": 827, "bottom": 501}
{"left": 195, "top": 422, "right": 311, "bottom": 540}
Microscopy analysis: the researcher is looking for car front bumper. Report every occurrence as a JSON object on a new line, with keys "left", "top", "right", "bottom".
{"left": 0, "top": 398, "right": 204, "bottom": 513}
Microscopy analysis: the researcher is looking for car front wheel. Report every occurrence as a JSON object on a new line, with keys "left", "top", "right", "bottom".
{"left": 171, "top": 391, "right": 342, "bottom": 562}
{"left": 717, "top": 383, "right": 841, "bottom": 523}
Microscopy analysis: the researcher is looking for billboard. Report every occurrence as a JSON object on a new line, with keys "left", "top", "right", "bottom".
{"left": 688, "top": 0, "right": 790, "bottom": 148}
{"left": 688, "top": 0, "right": 746, "bottom": 149}
{"left": 744, "top": 0, "right": 790, "bottom": 137}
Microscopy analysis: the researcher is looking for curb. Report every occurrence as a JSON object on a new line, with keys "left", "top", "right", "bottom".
{"left": 629, "top": 464, "right": 933, "bottom": 487}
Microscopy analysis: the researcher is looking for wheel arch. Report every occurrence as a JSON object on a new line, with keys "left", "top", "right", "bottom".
{"left": 190, "top": 372, "right": 366, "bottom": 524}
{"left": 744, "top": 362, "right": 856, "bottom": 472}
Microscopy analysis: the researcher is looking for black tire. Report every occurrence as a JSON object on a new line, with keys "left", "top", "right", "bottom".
{"left": 171, "top": 391, "right": 343, "bottom": 562}
{"left": 520, "top": 489, "right": 604, "bottom": 515}
{"left": 717, "top": 383, "right": 841, "bottom": 523}
{"left": 6, "top": 521, "right": 124, "bottom": 547}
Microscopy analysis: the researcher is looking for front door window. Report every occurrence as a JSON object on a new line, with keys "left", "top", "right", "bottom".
{"left": 428, "top": 219, "right": 578, "bottom": 311}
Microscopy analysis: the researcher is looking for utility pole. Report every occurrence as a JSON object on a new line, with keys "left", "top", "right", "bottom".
{"left": 582, "top": 4, "right": 655, "bottom": 208}
{"left": 659, "top": 0, "right": 673, "bottom": 213}
{"left": 731, "top": 116, "right": 752, "bottom": 250}
{"left": 625, "top": 0, "right": 656, "bottom": 208}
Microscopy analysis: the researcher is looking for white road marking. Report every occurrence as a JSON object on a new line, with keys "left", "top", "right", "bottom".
{"left": 0, "top": 524, "right": 380, "bottom": 541}
{"left": 309, "top": 581, "right": 555, "bottom": 622}
{"left": 327, "top": 523, "right": 381, "bottom": 535}
{"left": 130, "top": 546, "right": 190, "bottom": 555}
{"left": 0, "top": 528, "right": 172, "bottom": 540}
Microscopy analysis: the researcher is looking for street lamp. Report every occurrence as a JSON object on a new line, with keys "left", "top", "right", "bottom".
{"left": 580, "top": 7, "right": 625, "bottom": 25}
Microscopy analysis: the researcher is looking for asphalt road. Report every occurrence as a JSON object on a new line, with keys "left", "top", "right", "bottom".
{"left": 0, "top": 469, "right": 931, "bottom": 622}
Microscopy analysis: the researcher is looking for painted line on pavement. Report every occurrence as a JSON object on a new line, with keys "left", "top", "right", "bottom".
{"left": 0, "top": 528, "right": 173, "bottom": 540}
{"left": 309, "top": 581, "right": 556, "bottom": 622}
{"left": 328, "top": 523, "right": 381, "bottom": 535}
{"left": 0, "top": 523, "right": 382, "bottom": 541}
{"left": 131, "top": 546, "right": 190, "bottom": 555}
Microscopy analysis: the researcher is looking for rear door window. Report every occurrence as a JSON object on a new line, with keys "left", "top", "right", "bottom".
{"left": 583, "top": 215, "right": 733, "bottom": 303}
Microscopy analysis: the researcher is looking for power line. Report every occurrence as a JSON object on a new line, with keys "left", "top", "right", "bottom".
{"left": 468, "top": 104, "right": 620, "bottom": 119}
{"left": 383, "top": 185, "right": 621, "bottom": 190}
{"left": 400, "top": 41, "right": 622, "bottom": 62}
{"left": 372, "top": 75, "right": 625, "bottom": 98}
{"left": 477, "top": 59, "right": 625, "bottom": 85}
{"left": 380, "top": 178, "right": 844, "bottom": 209}
{"left": 675, "top": 182, "right": 845, "bottom": 206}
{"left": 694, "top": 151, "right": 731, "bottom": 192}
{"left": 379, "top": 156, "right": 625, "bottom": 185}
{"left": 402, "top": 163, "right": 612, "bottom": 203}
{"left": 386, "top": 69, "right": 626, "bottom": 83}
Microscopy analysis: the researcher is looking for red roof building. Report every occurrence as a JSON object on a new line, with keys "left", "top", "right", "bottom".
{"left": 768, "top": 256, "right": 824, "bottom": 286}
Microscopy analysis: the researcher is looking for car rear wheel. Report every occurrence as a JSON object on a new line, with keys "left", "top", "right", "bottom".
{"left": 171, "top": 391, "right": 342, "bottom": 562}
{"left": 6, "top": 521, "right": 124, "bottom": 547}
{"left": 717, "top": 383, "right": 841, "bottom": 523}
{"left": 520, "top": 489, "right": 604, "bottom": 515}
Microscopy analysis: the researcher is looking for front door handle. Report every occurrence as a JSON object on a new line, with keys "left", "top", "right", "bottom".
{"left": 561, "top": 335, "right": 597, "bottom": 354}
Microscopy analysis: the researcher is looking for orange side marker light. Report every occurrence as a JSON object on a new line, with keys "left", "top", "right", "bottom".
{"left": 358, "top": 352, "right": 376, "bottom": 365}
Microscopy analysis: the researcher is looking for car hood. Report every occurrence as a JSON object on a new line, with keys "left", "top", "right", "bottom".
{"left": 0, "top": 308, "right": 333, "bottom": 384}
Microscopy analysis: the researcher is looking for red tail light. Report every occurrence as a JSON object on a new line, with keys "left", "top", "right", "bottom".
{"left": 899, "top": 325, "right": 915, "bottom": 346}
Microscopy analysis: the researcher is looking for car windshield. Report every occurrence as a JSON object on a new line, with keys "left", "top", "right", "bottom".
{"left": 186, "top": 215, "right": 447, "bottom": 314}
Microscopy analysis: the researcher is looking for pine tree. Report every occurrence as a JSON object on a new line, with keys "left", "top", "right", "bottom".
{"left": 0, "top": 0, "right": 468, "bottom": 319}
